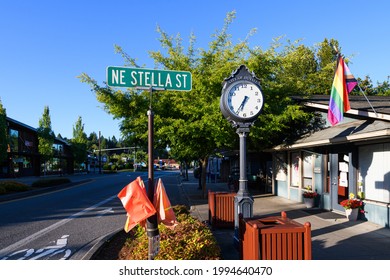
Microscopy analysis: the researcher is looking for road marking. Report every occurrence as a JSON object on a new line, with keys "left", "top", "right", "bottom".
{"left": 96, "top": 207, "right": 114, "bottom": 218}
{"left": 0, "top": 195, "right": 117, "bottom": 257}
{"left": 2, "top": 235, "right": 72, "bottom": 260}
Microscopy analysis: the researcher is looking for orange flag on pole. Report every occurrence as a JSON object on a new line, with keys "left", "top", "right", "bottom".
{"left": 117, "top": 177, "right": 156, "bottom": 232}
{"left": 153, "top": 178, "right": 178, "bottom": 229}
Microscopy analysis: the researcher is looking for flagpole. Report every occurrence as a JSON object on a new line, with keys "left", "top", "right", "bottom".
{"left": 357, "top": 84, "right": 379, "bottom": 117}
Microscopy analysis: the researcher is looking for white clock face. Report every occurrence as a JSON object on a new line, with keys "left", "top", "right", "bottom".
{"left": 226, "top": 81, "right": 264, "bottom": 119}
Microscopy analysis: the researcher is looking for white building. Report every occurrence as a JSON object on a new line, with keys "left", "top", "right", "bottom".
{"left": 271, "top": 95, "right": 390, "bottom": 227}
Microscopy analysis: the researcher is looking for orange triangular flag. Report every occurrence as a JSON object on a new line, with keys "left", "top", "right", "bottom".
{"left": 117, "top": 177, "right": 156, "bottom": 232}
{"left": 153, "top": 178, "right": 178, "bottom": 229}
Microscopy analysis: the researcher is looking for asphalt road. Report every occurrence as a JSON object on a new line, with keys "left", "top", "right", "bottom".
{"left": 0, "top": 170, "right": 182, "bottom": 260}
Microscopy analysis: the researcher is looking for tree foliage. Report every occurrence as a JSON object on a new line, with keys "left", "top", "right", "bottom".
{"left": 79, "top": 11, "right": 358, "bottom": 193}
{"left": 71, "top": 116, "right": 88, "bottom": 165}
{"left": 0, "top": 99, "right": 8, "bottom": 163}
{"left": 37, "top": 106, "right": 55, "bottom": 175}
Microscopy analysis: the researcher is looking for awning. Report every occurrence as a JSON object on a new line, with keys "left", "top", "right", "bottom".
{"left": 272, "top": 120, "right": 390, "bottom": 151}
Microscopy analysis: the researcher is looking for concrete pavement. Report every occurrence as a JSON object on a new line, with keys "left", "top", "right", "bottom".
{"left": 180, "top": 173, "right": 390, "bottom": 260}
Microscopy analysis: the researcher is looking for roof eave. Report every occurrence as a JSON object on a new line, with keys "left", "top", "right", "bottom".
{"left": 272, "top": 129, "right": 390, "bottom": 151}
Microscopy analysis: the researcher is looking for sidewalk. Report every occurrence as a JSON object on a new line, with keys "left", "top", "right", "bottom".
{"left": 180, "top": 174, "right": 390, "bottom": 260}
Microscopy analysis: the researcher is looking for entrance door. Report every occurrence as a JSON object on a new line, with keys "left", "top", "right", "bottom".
{"left": 330, "top": 152, "right": 355, "bottom": 212}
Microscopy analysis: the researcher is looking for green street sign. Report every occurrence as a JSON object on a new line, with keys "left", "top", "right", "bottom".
{"left": 107, "top": 66, "right": 192, "bottom": 91}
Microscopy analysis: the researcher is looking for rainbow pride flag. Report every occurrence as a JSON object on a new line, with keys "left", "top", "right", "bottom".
{"left": 327, "top": 56, "right": 357, "bottom": 126}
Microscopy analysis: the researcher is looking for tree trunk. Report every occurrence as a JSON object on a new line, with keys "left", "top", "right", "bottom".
{"left": 200, "top": 156, "right": 209, "bottom": 198}
{"left": 184, "top": 161, "right": 189, "bottom": 181}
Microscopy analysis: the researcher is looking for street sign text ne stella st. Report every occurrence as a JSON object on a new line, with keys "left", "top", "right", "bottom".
{"left": 107, "top": 66, "right": 192, "bottom": 91}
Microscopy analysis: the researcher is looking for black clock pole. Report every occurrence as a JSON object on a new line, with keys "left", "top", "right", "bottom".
{"left": 233, "top": 123, "right": 254, "bottom": 246}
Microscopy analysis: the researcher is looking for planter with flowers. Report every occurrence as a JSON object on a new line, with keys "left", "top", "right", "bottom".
{"left": 302, "top": 186, "right": 319, "bottom": 208}
{"left": 340, "top": 193, "right": 363, "bottom": 221}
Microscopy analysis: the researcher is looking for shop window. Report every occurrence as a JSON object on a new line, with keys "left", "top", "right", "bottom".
{"left": 22, "top": 133, "right": 35, "bottom": 153}
{"left": 324, "top": 154, "right": 330, "bottom": 193}
{"left": 275, "top": 153, "right": 287, "bottom": 181}
{"left": 9, "top": 129, "right": 19, "bottom": 152}
{"left": 290, "top": 152, "right": 300, "bottom": 187}
{"left": 303, "top": 152, "right": 313, "bottom": 190}
{"left": 22, "top": 157, "right": 32, "bottom": 169}
{"left": 338, "top": 153, "right": 349, "bottom": 203}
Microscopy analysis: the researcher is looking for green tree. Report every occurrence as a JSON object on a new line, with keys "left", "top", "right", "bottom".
{"left": 37, "top": 106, "right": 55, "bottom": 175}
{"left": 80, "top": 11, "right": 245, "bottom": 196}
{"left": 357, "top": 76, "right": 375, "bottom": 95}
{"left": 0, "top": 99, "right": 8, "bottom": 164}
{"left": 374, "top": 77, "right": 390, "bottom": 96}
{"left": 79, "top": 12, "right": 341, "bottom": 195}
{"left": 87, "top": 132, "right": 99, "bottom": 152}
{"left": 244, "top": 37, "right": 339, "bottom": 149}
{"left": 71, "top": 116, "right": 88, "bottom": 168}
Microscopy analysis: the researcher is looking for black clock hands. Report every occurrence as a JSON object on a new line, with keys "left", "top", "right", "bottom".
{"left": 236, "top": 96, "right": 249, "bottom": 114}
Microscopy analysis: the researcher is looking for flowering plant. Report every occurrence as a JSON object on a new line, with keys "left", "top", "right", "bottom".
{"left": 302, "top": 186, "right": 318, "bottom": 199}
{"left": 340, "top": 193, "right": 363, "bottom": 210}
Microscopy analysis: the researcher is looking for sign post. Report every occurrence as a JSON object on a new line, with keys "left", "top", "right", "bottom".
{"left": 107, "top": 66, "right": 192, "bottom": 259}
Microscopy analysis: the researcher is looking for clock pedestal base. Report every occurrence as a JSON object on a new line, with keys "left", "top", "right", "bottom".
{"left": 233, "top": 192, "right": 254, "bottom": 247}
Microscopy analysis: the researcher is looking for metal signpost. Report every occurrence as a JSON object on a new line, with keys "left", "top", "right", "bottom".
{"left": 107, "top": 66, "right": 192, "bottom": 259}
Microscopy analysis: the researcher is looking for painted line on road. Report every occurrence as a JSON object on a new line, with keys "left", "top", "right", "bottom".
{"left": 0, "top": 194, "right": 117, "bottom": 257}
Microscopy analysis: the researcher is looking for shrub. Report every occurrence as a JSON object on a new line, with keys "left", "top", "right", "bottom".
{"left": 31, "top": 177, "right": 71, "bottom": 188}
{"left": 0, "top": 185, "right": 6, "bottom": 194}
{"left": 0, "top": 181, "right": 30, "bottom": 194}
{"left": 119, "top": 205, "right": 221, "bottom": 260}
{"left": 111, "top": 164, "right": 118, "bottom": 171}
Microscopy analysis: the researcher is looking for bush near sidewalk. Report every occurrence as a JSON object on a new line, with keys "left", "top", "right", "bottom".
{"left": 0, "top": 177, "right": 72, "bottom": 195}
{"left": 0, "top": 181, "right": 30, "bottom": 195}
{"left": 31, "top": 177, "right": 71, "bottom": 188}
{"left": 118, "top": 205, "right": 221, "bottom": 260}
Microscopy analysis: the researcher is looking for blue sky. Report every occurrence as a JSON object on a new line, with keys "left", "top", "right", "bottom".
{"left": 1, "top": 0, "right": 389, "bottom": 140}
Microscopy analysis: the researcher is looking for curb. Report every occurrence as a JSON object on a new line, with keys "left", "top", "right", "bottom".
{"left": 71, "top": 227, "right": 123, "bottom": 260}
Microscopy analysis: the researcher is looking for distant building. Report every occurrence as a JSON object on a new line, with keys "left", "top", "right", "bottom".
{"left": 154, "top": 159, "right": 180, "bottom": 170}
{"left": 0, "top": 117, "right": 74, "bottom": 178}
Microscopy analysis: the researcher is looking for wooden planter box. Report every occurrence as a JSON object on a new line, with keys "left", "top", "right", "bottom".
{"left": 208, "top": 191, "right": 236, "bottom": 229}
{"left": 239, "top": 211, "right": 312, "bottom": 260}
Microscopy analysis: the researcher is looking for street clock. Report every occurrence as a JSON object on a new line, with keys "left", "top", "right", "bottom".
{"left": 220, "top": 65, "right": 264, "bottom": 125}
